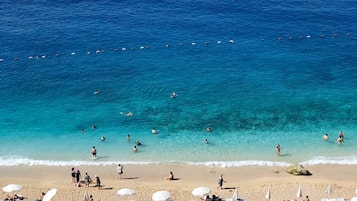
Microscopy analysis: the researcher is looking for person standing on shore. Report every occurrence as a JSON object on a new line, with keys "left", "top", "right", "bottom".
{"left": 84, "top": 172, "right": 91, "bottom": 187}
{"left": 71, "top": 167, "right": 76, "bottom": 183}
{"left": 117, "top": 164, "right": 123, "bottom": 179}
{"left": 76, "top": 169, "right": 81, "bottom": 183}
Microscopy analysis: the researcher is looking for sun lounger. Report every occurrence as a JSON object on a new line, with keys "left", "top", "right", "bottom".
{"left": 321, "top": 198, "right": 345, "bottom": 201}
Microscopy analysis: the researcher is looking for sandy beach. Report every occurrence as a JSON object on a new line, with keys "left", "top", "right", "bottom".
{"left": 1, "top": 164, "right": 357, "bottom": 201}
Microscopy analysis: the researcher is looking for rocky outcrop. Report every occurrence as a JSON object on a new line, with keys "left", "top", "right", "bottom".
{"left": 287, "top": 165, "right": 312, "bottom": 176}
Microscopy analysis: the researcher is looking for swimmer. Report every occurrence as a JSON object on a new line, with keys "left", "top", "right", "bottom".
{"left": 135, "top": 140, "right": 142, "bottom": 146}
{"left": 152, "top": 128, "right": 158, "bottom": 134}
{"left": 92, "top": 125, "right": 97, "bottom": 130}
{"left": 205, "top": 139, "right": 209, "bottom": 144}
{"left": 126, "top": 112, "right": 134, "bottom": 116}
{"left": 206, "top": 127, "right": 212, "bottom": 132}
{"left": 81, "top": 129, "right": 85, "bottom": 133}
{"left": 170, "top": 92, "right": 177, "bottom": 99}
{"left": 336, "top": 137, "right": 344, "bottom": 143}
{"left": 127, "top": 134, "right": 130, "bottom": 141}
{"left": 93, "top": 90, "right": 99, "bottom": 95}
{"left": 322, "top": 133, "right": 328, "bottom": 141}
{"left": 133, "top": 145, "right": 138, "bottom": 152}
{"left": 338, "top": 130, "right": 344, "bottom": 139}
{"left": 120, "top": 112, "right": 134, "bottom": 117}
{"left": 100, "top": 136, "right": 106, "bottom": 141}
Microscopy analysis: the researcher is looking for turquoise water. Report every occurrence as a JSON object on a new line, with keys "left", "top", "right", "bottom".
{"left": 0, "top": 0, "right": 357, "bottom": 167}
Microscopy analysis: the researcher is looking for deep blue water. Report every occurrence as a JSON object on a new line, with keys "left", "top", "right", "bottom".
{"left": 0, "top": 0, "right": 357, "bottom": 167}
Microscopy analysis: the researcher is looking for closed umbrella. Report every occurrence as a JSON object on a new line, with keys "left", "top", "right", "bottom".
{"left": 296, "top": 186, "right": 302, "bottom": 198}
{"left": 117, "top": 188, "right": 136, "bottom": 196}
{"left": 265, "top": 189, "right": 271, "bottom": 201}
{"left": 192, "top": 187, "right": 211, "bottom": 197}
{"left": 3, "top": 184, "right": 22, "bottom": 193}
{"left": 43, "top": 188, "right": 57, "bottom": 201}
{"left": 83, "top": 191, "right": 89, "bottom": 201}
{"left": 232, "top": 188, "right": 238, "bottom": 201}
{"left": 326, "top": 184, "right": 332, "bottom": 194}
{"left": 152, "top": 190, "right": 170, "bottom": 201}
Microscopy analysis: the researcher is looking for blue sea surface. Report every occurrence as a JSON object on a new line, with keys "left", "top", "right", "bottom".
{"left": 0, "top": 0, "right": 357, "bottom": 167}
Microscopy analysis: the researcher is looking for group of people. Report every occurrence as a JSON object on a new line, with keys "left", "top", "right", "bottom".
{"left": 71, "top": 167, "right": 81, "bottom": 183}
{"left": 322, "top": 130, "right": 345, "bottom": 143}
{"left": 70, "top": 168, "right": 102, "bottom": 189}
{"left": 275, "top": 130, "right": 346, "bottom": 157}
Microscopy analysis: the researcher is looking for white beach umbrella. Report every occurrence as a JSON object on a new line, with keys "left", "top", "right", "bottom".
{"left": 192, "top": 187, "right": 211, "bottom": 197}
{"left": 3, "top": 184, "right": 22, "bottom": 193}
{"left": 152, "top": 190, "right": 170, "bottom": 201}
{"left": 117, "top": 188, "right": 136, "bottom": 196}
{"left": 43, "top": 188, "right": 57, "bottom": 201}
{"left": 296, "top": 186, "right": 302, "bottom": 198}
{"left": 326, "top": 184, "right": 332, "bottom": 194}
{"left": 265, "top": 189, "right": 271, "bottom": 201}
{"left": 351, "top": 197, "right": 357, "bottom": 201}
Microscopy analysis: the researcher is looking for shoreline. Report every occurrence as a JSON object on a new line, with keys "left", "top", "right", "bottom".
{"left": 1, "top": 164, "right": 357, "bottom": 200}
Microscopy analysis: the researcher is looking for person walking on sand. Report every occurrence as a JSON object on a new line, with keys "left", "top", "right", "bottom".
{"left": 276, "top": 144, "right": 281, "bottom": 156}
{"left": 117, "top": 164, "right": 123, "bottom": 179}
{"left": 217, "top": 174, "right": 225, "bottom": 189}
{"left": 91, "top": 146, "right": 97, "bottom": 159}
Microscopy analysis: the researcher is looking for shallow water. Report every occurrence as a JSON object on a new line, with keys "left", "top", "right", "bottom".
{"left": 0, "top": 0, "right": 356, "bottom": 167}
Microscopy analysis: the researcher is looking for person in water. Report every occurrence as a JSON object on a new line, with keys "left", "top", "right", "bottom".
{"left": 170, "top": 92, "right": 177, "bottom": 98}
{"left": 276, "top": 144, "right": 281, "bottom": 156}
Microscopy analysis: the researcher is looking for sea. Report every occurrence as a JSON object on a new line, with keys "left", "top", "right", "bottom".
{"left": 0, "top": 0, "right": 356, "bottom": 167}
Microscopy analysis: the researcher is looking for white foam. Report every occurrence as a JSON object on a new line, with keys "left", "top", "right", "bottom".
{"left": 0, "top": 156, "right": 156, "bottom": 166}
{"left": 301, "top": 156, "right": 357, "bottom": 166}
{"left": 2, "top": 156, "right": 357, "bottom": 167}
